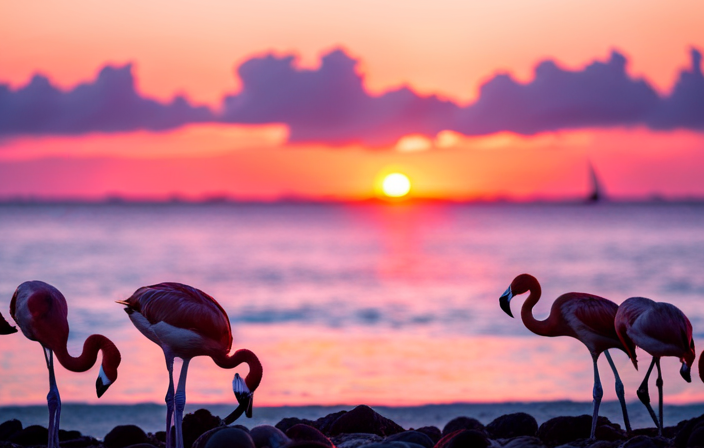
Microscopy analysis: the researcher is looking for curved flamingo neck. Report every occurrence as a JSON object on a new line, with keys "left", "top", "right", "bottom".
{"left": 213, "top": 349, "right": 263, "bottom": 391}
{"left": 53, "top": 334, "right": 121, "bottom": 376}
{"left": 520, "top": 278, "right": 554, "bottom": 337}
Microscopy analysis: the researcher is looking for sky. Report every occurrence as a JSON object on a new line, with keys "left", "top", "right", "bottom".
{"left": 1, "top": 1, "right": 704, "bottom": 201}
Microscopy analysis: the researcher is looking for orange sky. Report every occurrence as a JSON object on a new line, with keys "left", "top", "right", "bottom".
{"left": 1, "top": 1, "right": 704, "bottom": 200}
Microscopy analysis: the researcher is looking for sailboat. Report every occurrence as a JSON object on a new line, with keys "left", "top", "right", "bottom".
{"left": 586, "top": 162, "right": 604, "bottom": 203}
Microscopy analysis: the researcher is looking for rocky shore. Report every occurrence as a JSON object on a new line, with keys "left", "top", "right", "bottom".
{"left": 3, "top": 405, "right": 704, "bottom": 448}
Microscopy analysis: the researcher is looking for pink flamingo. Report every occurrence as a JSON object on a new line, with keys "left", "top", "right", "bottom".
{"left": 615, "top": 296, "right": 695, "bottom": 435}
{"left": 117, "top": 282, "right": 263, "bottom": 448}
{"left": 0, "top": 312, "right": 17, "bottom": 334}
{"left": 10, "top": 281, "right": 121, "bottom": 448}
{"left": 499, "top": 274, "right": 632, "bottom": 438}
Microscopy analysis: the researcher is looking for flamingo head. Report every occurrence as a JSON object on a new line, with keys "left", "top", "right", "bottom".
{"left": 96, "top": 338, "right": 121, "bottom": 398}
{"left": 679, "top": 338, "right": 695, "bottom": 383}
{"left": 499, "top": 286, "right": 514, "bottom": 318}
{"left": 500, "top": 274, "right": 536, "bottom": 318}
{"left": 233, "top": 373, "right": 254, "bottom": 418}
{"left": 96, "top": 365, "right": 118, "bottom": 398}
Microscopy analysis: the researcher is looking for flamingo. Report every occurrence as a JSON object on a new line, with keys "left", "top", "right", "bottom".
{"left": 499, "top": 274, "right": 632, "bottom": 438}
{"left": 615, "top": 296, "right": 695, "bottom": 435}
{"left": 117, "top": 282, "right": 263, "bottom": 448}
{"left": 0, "top": 312, "right": 17, "bottom": 334}
{"left": 9, "top": 281, "right": 121, "bottom": 448}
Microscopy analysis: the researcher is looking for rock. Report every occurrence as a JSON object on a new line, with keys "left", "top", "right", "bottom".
{"left": 677, "top": 416, "right": 704, "bottom": 448}
{"left": 414, "top": 428, "right": 441, "bottom": 444}
{"left": 536, "top": 416, "right": 613, "bottom": 446}
{"left": 434, "top": 429, "right": 490, "bottom": 448}
{"left": 249, "top": 426, "right": 290, "bottom": 448}
{"left": 487, "top": 413, "right": 538, "bottom": 439}
{"left": 285, "top": 442, "right": 334, "bottom": 448}
{"left": 315, "top": 411, "right": 348, "bottom": 436}
{"left": 155, "top": 432, "right": 167, "bottom": 443}
{"left": 276, "top": 419, "right": 316, "bottom": 434}
{"left": 384, "top": 430, "right": 434, "bottom": 448}
{"left": 8, "top": 425, "right": 48, "bottom": 446}
{"left": 182, "top": 409, "right": 223, "bottom": 448}
{"left": 620, "top": 436, "right": 658, "bottom": 448}
{"left": 586, "top": 441, "right": 620, "bottom": 448}
{"left": 367, "top": 443, "right": 425, "bottom": 448}
{"left": 442, "top": 418, "right": 486, "bottom": 437}
{"left": 123, "top": 444, "right": 158, "bottom": 448}
{"left": 0, "top": 442, "right": 23, "bottom": 448}
{"left": 0, "top": 420, "right": 22, "bottom": 441}
{"left": 500, "top": 436, "right": 546, "bottom": 448}
{"left": 329, "top": 406, "right": 404, "bottom": 437}
{"left": 330, "top": 433, "right": 383, "bottom": 448}
{"left": 59, "top": 430, "right": 83, "bottom": 441}
{"left": 285, "top": 424, "right": 333, "bottom": 447}
{"left": 60, "top": 436, "right": 101, "bottom": 448}
{"left": 104, "top": 425, "right": 149, "bottom": 448}
{"left": 203, "top": 428, "right": 255, "bottom": 448}
{"left": 592, "top": 424, "right": 625, "bottom": 442}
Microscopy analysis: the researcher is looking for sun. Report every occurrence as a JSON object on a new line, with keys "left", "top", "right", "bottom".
{"left": 382, "top": 173, "right": 411, "bottom": 198}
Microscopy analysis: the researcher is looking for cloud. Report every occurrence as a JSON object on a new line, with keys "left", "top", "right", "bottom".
{"left": 220, "top": 49, "right": 458, "bottom": 145}
{"left": 1, "top": 48, "right": 703, "bottom": 145}
{"left": 0, "top": 64, "right": 212, "bottom": 136}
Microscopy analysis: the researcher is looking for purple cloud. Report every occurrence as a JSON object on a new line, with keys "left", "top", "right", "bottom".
{"left": 1, "top": 48, "right": 703, "bottom": 145}
{"left": 220, "top": 49, "right": 458, "bottom": 145}
{"left": 0, "top": 64, "right": 212, "bottom": 136}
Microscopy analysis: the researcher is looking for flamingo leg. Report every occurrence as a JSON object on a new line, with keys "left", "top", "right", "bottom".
{"left": 604, "top": 350, "right": 631, "bottom": 433}
{"left": 164, "top": 354, "right": 175, "bottom": 448}
{"left": 43, "top": 347, "right": 61, "bottom": 448}
{"left": 590, "top": 354, "right": 603, "bottom": 440}
{"left": 637, "top": 358, "right": 660, "bottom": 430}
{"left": 173, "top": 358, "right": 191, "bottom": 448}
{"left": 655, "top": 357, "right": 663, "bottom": 436}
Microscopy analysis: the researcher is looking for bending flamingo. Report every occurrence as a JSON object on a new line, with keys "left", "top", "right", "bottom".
{"left": 117, "top": 282, "right": 263, "bottom": 448}
{"left": 10, "top": 281, "right": 121, "bottom": 448}
{"left": 615, "top": 297, "right": 695, "bottom": 435}
{"left": 499, "top": 274, "right": 631, "bottom": 438}
{"left": 0, "top": 312, "right": 17, "bottom": 334}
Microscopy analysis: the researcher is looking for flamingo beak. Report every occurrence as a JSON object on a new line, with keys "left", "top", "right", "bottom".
{"left": 96, "top": 366, "right": 112, "bottom": 398}
{"left": 499, "top": 286, "right": 514, "bottom": 318}
{"left": 681, "top": 361, "right": 692, "bottom": 383}
{"left": 233, "top": 373, "right": 254, "bottom": 418}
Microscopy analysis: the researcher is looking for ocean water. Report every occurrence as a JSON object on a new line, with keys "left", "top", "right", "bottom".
{"left": 1, "top": 202, "right": 704, "bottom": 430}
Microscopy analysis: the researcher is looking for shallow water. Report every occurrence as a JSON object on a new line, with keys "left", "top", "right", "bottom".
{"left": 1, "top": 202, "right": 704, "bottom": 425}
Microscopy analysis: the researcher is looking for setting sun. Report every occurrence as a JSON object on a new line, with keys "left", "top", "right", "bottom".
{"left": 382, "top": 173, "right": 411, "bottom": 198}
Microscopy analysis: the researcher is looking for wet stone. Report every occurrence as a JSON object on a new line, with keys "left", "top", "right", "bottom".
{"left": 275, "top": 419, "right": 316, "bottom": 435}
{"left": 487, "top": 413, "right": 538, "bottom": 439}
{"left": 182, "top": 409, "right": 223, "bottom": 448}
{"left": 104, "top": 425, "right": 149, "bottom": 448}
{"left": 442, "top": 418, "right": 486, "bottom": 437}
{"left": 249, "top": 425, "right": 290, "bottom": 448}
{"left": 315, "top": 411, "right": 348, "bottom": 436}
{"left": 203, "top": 428, "right": 255, "bottom": 448}
{"left": 435, "top": 429, "right": 490, "bottom": 448}
{"left": 384, "top": 430, "right": 434, "bottom": 448}
{"left": 285, "top": 424, "right": 332, "bottom": 447}
{"left": 0, "top": 421, "right": 22, "bottom": 441}
{"left": 499, "top": 436, "right": 547, "bottom": 448}
{"left": 620, "top": 436, "right": 658, "bottom": 448}
{"left": 414, "top": 427, "right": 441, "bottom": 445}
{"left": 329, "top": 406, "right": 404, "bottom": 437}
{"left": 330, "top": 432, "right": 383, "bottom": 448}
{"left": 8, "top": 425, "right": 48, "bottom": 447}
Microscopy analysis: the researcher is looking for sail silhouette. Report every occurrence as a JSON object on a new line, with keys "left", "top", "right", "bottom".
{"left": 587, "top": 162, "right": 604, "bottom": 203}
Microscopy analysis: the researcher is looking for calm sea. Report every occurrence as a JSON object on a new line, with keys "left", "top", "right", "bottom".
{"left": 1, "top": 202, "right": 704, "bottom": 432}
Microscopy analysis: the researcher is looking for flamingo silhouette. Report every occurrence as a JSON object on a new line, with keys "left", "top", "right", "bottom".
{"left": 0, "top": 312, "right": 17, "bottom": 334}
{"left": 10, "top": 281, "right": 121, "bottom": 448}
{"left": 117, "top": 282, "right": 263, "bottom": 448}
{"left": 499, "top": 274, "right": 631, "bottom": 438}
{"left": 615, "top": 296, "right": 695, "bottom": 435}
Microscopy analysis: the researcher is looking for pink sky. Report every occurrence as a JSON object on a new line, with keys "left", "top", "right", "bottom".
{"left": 1, "top": 1, "right": 704, "bottom": 200}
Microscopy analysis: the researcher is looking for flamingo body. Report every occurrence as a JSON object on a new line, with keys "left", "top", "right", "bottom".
{"left": 9, "top": 281, "right": 121, "bottom": 448}
{"left": 500, "top": 274, "right": 632, "bottom": 438}
{"left": 615, "top": 296, "right": 695, "bottom": 434}
{"left": 118, "top": 282, "right": 262, "bottom": 448}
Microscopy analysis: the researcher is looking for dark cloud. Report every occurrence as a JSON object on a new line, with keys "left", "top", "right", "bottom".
{"left": 220, "top": 49, "right": 458, "bottom": 145}
{"left": 0, "top": 64, "right": 212, "bottom": 136}
{"left": 454, "top": 51, "right": 661, "bottom": 135}
{"left": 1, "top": 48, "right": 703, "bottom": 145}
